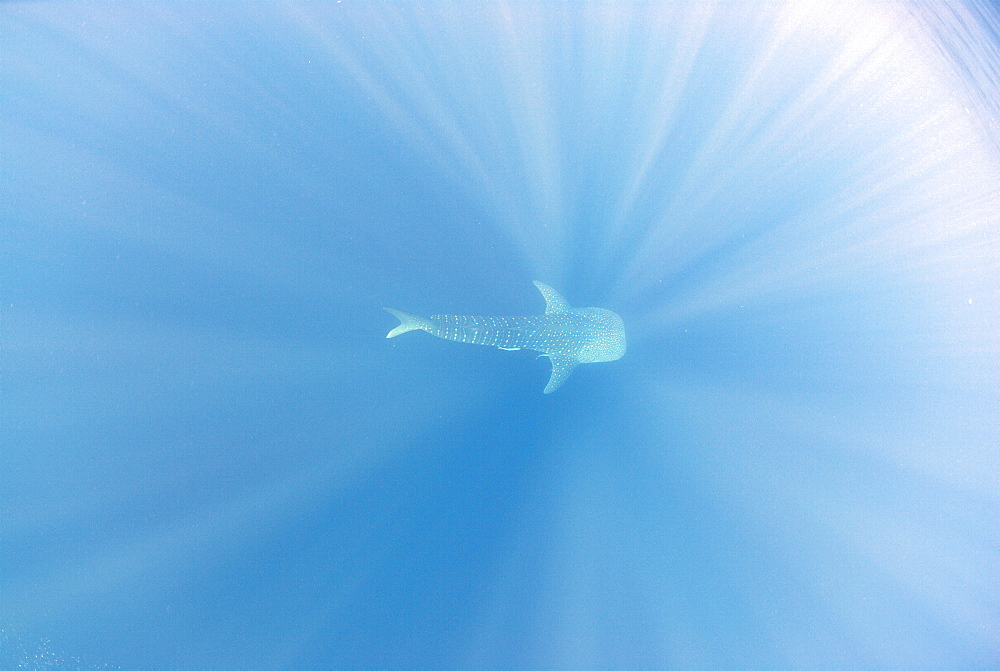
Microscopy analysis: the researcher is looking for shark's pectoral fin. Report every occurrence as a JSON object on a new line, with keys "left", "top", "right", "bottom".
{"left": 543, "top": 355, "right": 579, "bottom": 394}
{"left": 534, "top": 281, "right": 572, "bottom": 314}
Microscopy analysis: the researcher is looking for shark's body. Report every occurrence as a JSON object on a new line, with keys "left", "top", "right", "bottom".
{"left": 385, "top": 281, "right": 625, "bottom": 393}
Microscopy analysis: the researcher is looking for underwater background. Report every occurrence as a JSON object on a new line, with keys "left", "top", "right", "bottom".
{"left": 3, "top": 1, "right": 998, "bottom": 667}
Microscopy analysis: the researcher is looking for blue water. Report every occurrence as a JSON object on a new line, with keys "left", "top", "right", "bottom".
{"left": 3, "top": 2, "right": 998, "bottom": 668}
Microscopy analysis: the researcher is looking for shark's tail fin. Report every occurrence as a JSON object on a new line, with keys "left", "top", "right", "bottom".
{"left": 384, "top": 308, "right": 433, "bottom": 338}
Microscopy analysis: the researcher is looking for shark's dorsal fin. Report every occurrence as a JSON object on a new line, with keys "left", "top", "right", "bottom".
{"left": 543, "top": 355, "right": 579, "bottom": 394}
{"left": 534, "top": 281, "right": 571, "bottom": 314}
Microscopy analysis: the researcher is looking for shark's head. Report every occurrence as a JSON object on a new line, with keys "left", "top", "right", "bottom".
{"left": 575, "top": 308, "right": 627, "bottom": 363}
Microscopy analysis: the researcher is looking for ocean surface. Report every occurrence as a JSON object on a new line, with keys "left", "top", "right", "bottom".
{"left": 2, "top": 1, "right": 998, "bottom": 668}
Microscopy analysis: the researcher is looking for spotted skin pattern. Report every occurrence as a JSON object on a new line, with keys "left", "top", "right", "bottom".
{"left": 385, "top": 282, "right": 626, "bottom": 393}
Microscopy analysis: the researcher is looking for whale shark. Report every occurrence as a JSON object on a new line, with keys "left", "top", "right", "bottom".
{"left": 385, "top": 281, "right": 625, "bottom": 393}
